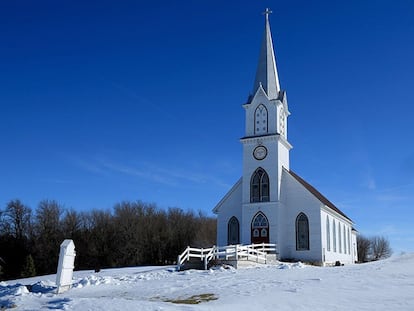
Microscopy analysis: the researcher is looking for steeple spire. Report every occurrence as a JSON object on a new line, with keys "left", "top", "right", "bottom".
{"left": 253, "top": 8, "right": 281, "bottom": 100}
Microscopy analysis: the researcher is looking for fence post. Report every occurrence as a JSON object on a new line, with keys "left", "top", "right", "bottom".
{"left": 177, "top": 255, "right": 181, "bottom": 271}
{"left": 235, "top": 244, "right": 238, "bottom": 260}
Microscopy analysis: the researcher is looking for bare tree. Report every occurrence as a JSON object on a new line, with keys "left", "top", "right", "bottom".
{"left": 357, "top": 235, "right": 392, "bottom": 263}
{"left": 0, "top": 256, "right": 4, "bottom": 277}
{"left": 193, "top": 211, "right": 216, "bottom": 248}
{"left": 61, "top": 209, "right": 81, "bottom": 238}
{"left": 357, "top": 235, "right": 371, "bottom": 262}
{"left": 371, "top": 236, "right": 392, "bottom": 260}
{"left": 113, "top": 201, "right": 148, "bottom": 266}
{"left": 88, "top": 209, "right": 116, "bottom": 269}
{"left": 0, "top": 200, "right": 33, "bottom": 279}
{"left": 3, "top": 200, "right": 32, "bottom": 239}
{"left": 33, "top": 200, "right": 64, "bottom": 274}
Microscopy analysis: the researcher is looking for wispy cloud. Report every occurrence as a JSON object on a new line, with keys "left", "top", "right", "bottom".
{"left": 99, "top": 159, "right": 179, "bottom": 187}
{"left": 68, "top": 156, "right": 110, "bottom": 176}
{"left": 69, "top": 154, "right": 232, "bottom": 189}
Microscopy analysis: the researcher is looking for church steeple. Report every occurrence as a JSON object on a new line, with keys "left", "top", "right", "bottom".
{"left": 252, "top": 8, "right": 281, "bottom": 100}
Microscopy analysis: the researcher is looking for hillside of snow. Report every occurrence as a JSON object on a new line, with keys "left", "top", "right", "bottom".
{"left": 1, "top": 253, "right": 413, "bottom": 310}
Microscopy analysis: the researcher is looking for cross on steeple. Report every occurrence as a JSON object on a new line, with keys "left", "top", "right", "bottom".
{"left": 263, "top": 8, "right": 272, "bottom": 18}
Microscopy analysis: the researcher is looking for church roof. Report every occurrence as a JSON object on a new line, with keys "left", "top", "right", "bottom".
{"left": 288, "top": 170, "right": 353, "bottom": 222}
{"left": 252, "top": 8, "right": 281, "bottom": 100}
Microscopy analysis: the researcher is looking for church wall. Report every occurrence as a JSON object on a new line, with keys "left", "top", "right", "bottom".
{"left": 241, "top": 202, "right": 279, "bottom": 245}
{"left": 280, "top": 171, "right": 323, "bottom": 263}
{"left": 351, "top": 230, "right": 358, "bottom": 262}
{"left": 242, "top": 138, "right": 281, "bottom": 203}
{"left": 215, "top": 181, "right": 243, "bottom": 246}
{"left": 277, "top": 140, "right": 290, "bottom": 194}
{"left": 321, "top": 210, "right": 355, "bottom": 265}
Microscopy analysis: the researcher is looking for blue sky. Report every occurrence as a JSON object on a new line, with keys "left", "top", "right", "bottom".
{"left": 1, "top": 1, "right": 413, "bottom": 253}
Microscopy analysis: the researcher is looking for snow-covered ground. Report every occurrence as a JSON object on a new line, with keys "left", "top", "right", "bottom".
{"left": 1, "top": 253, "right": 413, "bottom": 310}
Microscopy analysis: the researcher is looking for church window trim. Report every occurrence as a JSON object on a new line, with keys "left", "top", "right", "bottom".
{"left": 343, "top": 225, "right": 347, "bottom": 255}
{"left": 252, "top": 212, "right": 268, "bottom": 228}
{"left": 250, "top": 167, "right": 270, "bottom": 202}
{"left": 296, "top": 212, "right": 310, "bottom": 251}
{"left": 254, "top": 104, "right": 268, "bottom": 135}
{"left": 227, "top": 216, "right": 240, "bottom": 245}
{"left": 326, "top": 216, "right": 331, "bottom": 252}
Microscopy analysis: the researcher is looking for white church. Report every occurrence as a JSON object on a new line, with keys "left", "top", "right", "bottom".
{"left": 213, "top": 10, "right": 358, "bottom": 265}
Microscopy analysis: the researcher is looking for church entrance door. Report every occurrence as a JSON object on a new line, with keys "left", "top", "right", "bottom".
{"left": 251, "top": 212, "right": 269, "bottom": 244}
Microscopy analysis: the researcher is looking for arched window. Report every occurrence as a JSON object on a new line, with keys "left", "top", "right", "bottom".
{"left": 333, "top": 220, "right": 337, "bottom": 252}
{"left": 250, "top": 168, "right": 270, "bottom": 202}
{"left": 254, "top": 104, "right": 268, "bottom": 135}
{"left": 296, "top": 213, "right": 309, "bottom": 251}
{"left": 339, "top": 223, "right": 342, "bottom": 253}
{"left": 251, "top": 212, "right": 269, "bottom": 244}
{"left": 253, "top": 213, "right": 268, "bottom": 227}
{"left": 227, "top": 216, "right": 240, "bottom": 245}
{"left": 326, "top": 216, "right": 331, "bottom": 252}
{"left": 348, "top": 228, "right": 351, "bottom": 255}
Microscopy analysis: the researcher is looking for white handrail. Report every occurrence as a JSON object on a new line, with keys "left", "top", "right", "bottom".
{"left": 177, "top": 243, "right": 277, "bottom": 270}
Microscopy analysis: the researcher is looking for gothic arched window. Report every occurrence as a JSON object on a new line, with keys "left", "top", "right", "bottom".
{"left": 252, "top": 212, "right": 268, "bottom": 228}
{"left": 339, "top": 223, "right": 342, "bottom": 253}
{"left": 254, "top": 104, "right": 268, "bottom": 135}
{"left": 227, "top": 216, "right": 240, "bottom": 245}
{"left": 326, "top": 216, "right": 331, "bottom": 252}
{"left": 333, "top": 220, "right": 337, "bottom": 252}
{"left": 250, "top": 168, "right": 270, "bottom": 202}
{"left": 296, "top": 213, "right": 309, "bottom": 251}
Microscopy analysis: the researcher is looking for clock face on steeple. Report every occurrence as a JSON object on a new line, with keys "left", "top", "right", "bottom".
{"left": 253, "top": 145, "right": 267, "bottom": 160}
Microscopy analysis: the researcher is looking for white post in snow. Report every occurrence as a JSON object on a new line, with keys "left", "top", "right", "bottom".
{"left": 56, "top": 239, "right": 76, "bottom": 294}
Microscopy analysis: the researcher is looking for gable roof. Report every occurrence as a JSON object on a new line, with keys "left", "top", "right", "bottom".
{"left": 288, "top": 170, "right": 353, "bottom": 222}
{"left": 212, "top": 178, "right": 242, "bottom": 214}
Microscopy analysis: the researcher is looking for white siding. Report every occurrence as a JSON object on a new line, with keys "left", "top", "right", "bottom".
{"left": 321, "top": 208, "right": 355, "bottom": 265}
{"left": 280, "top": 170, "right": 323, "bottom": 263}
{"left": 214, "top": 179, "right": 243, "bottom": 246}
{"left": 241, "top": 201, "right": 280, "bottom": 245}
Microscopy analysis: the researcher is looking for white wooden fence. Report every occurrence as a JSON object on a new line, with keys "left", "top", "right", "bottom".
{"left": 177, "top": 243, "right": 277, "bottom": 270}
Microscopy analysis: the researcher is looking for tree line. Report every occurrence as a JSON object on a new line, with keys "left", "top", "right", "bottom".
{"left": 0, "top": 199, "right": 216, "bottom": 281}
{"left": 357, "top": 235, "right": 392, "bottom": 262}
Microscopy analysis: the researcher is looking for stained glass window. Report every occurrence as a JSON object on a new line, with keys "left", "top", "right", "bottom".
{"left": 296, "top": 213, "right": 309, "bottom": 251}
{"left": 250, "top": 168, "right": 270, "bottom": 202}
